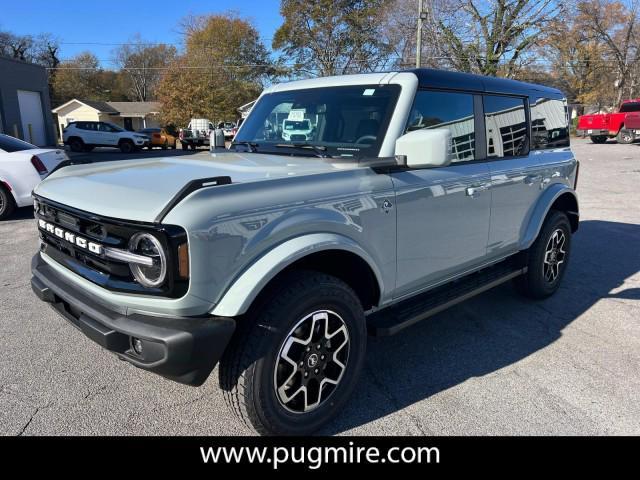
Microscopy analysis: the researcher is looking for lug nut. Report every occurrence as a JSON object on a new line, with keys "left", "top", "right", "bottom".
{"left": 304, "top": 372, "right": 309, "bottom": 378}
{"left": 314, "top": 368, "right": 319, "bottom": 374}
{"left": 320, "top": 354, "right": 325, "bottom": 360}
{"left": 316, "top": 344, "right": 321, "bottom": 350}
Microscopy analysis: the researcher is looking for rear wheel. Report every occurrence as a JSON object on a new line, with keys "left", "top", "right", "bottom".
{"left": 616, "top": 129, "right": 635, "bottom": 144}
{"left": 162, "top": 140, "right": 168, "bottom": 150}
{"left": 590, "top": 135, "right": 608, "bottom": 144}
{"left": 514, "top": 211, "right": 572, "bottom": 299}
{"left": 220, "top": 271, "right": 366, "bottom": 435}
{"left": 0, "top": 185, "right": 16, "bottom": 220}
{"left": 181, "top": 142, "right": 188, "bottom": 150}
{"left": 69, "top": 137, "right": 84, "bottom": 152}
{"left": 119, "top": 140, "right": 135, "bottom": 153}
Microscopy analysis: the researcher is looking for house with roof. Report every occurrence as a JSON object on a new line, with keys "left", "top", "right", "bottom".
{"left": 52, "top": 99, "right": 161, "bottom": 141}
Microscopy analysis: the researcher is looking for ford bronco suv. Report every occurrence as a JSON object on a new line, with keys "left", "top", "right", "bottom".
{"left": 31, "top": 69, "right": 578, "bottom": 435}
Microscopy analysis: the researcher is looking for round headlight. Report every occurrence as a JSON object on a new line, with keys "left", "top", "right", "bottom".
{"left": 128, "top": 233, "right": 167, "bottom": 288}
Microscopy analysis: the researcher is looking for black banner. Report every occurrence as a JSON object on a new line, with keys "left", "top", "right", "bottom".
{"left": 2, "top": 436, "right": 637, "bottom": 473}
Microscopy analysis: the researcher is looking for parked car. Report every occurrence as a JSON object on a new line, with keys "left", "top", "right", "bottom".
{"left": 63, "top": 121, "right": 149, "bottom": 153}
{"left": 179, "top": 118, "right": 214, "bottom": 150}
{"left": 138, "top": 127, "right": 177, "bottom": 150}
{"left": 0, "top": 134, "right": 68, "bottom": 220}
{"left": 281, "top": 118, "right": 314, "bottom": 141}
{"left": 218, "top": 122, "right": 237, "bottom": 139}
{"left": 576, "top": 98, "right": 640, "bottom": 144}
{"left": 30, "top": 69, "right": 578, "bottom": 435}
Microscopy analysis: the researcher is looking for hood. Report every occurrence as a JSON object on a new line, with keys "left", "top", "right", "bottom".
{"left": 34, "top": 152, "right": 363, "bottom": 223}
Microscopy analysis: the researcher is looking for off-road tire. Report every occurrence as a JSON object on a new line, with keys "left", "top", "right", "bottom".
{"left": 0, "top": 185, "right": 16, "bottom": 220}
{"left": 589, "top": 135, "right": 608, "bottom": 144}
{"left": 219, "top": 270, "right": 366, "bottom": 435}
{"left": 514, "top": 210, "right": 572, "bottom": 299}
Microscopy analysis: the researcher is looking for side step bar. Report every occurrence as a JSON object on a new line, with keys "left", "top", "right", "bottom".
{"left": 367, "top": 260, "right": 527, "bottom": 336}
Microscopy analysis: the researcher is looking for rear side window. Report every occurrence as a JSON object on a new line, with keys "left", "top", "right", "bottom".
{"left": 406, "top": 90, "right": 476, "bottom": 162}
{"left": 530, "top": 98, "right": 569, "bottom": 150}
{"left": 620, "top": 102, "right": 640, "bottom": 113}
{"left": 484, "top": 95, "right": 528, "bottom": 158}
{"left": 0, "top": 134, "right": 35, "bottom": 152}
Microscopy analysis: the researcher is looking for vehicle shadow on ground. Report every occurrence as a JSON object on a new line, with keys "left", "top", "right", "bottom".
{"left": 319, "top": 219, "right": 640, "bottom": 434}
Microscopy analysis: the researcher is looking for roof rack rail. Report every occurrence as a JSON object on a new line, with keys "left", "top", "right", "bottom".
{"left": 154, "top": 176, "right": 232, "bottom": 223}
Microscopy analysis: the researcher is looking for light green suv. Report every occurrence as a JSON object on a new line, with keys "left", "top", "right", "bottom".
{"left": 31, "top": 69, "right": 578, "bottom": 435}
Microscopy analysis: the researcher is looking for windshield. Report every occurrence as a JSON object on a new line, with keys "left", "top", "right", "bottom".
{"left": 234, "top": 84, "right": 400, "bottom": 158}
{"left": 284, "top": 120, "right": 311, "bottom": 130}
{"left": 104, "top": 123, "right": 124, "bottom": 132}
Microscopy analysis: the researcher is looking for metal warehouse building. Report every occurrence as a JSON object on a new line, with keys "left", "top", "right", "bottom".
{"left": 0, "top": 56, "right": 56, "bottom": 146}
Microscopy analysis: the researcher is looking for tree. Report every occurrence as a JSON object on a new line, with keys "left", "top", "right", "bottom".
{"left": 273, "top": 0, "right": 395, "bottom": 76}
{"left": 537, "top": 3, "right": 616, "bottom": 110}
{"left": 157, "top": 13, "right": 275, "bottom": 126}
{"left": 51, "top": 52, "right": 129, "bottom": 106}
{"left": 112, "top": 36, "right": 177, "bottom": 101}
{"left": 578, "top": 0, "right": 639, "bottom": 106}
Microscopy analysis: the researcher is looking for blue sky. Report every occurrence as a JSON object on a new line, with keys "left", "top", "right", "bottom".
{"left": 1, "top": 0, "right": 284, "bottom": 66}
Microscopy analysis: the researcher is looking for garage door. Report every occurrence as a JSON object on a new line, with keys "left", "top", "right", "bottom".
{"left": 17, "top": 90, "right": 46, "bottom": 146}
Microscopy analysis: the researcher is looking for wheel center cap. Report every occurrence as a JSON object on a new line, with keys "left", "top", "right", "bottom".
{"left": 307, "top": 353, "right": 319, "bottom": 368}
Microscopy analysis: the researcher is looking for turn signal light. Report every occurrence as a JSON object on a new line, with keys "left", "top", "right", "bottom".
{"left": 178, "top": 242, "right": 189, "bottom": 279}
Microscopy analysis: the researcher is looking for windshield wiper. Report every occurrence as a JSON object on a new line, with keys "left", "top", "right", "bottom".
{"left": 274, "top": 143, "right": 331, "bottom": 158}
{"left": 231, "top": 141, "right": 259, "bottom": 153}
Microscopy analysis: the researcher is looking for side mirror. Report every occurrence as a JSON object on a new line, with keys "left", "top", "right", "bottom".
{"left": 210, "top": 128, "right": 226, "bottom": 152}
{"left": 395, "top": 129, "right": 453, "bottom": 168}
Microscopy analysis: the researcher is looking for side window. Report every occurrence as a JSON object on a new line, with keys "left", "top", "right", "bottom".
{"left": 406, "top": 90, "right": 475, "bottom": 162}
{"left": 530, "top": 98, "right": 570, "bottom": 150}
{"left": 483, "top": 95, "right": 528, "bottom": 158}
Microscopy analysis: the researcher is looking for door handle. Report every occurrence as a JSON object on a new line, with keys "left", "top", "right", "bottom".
{"left": 466, "top": 184, "right": 490, "bottom": 197}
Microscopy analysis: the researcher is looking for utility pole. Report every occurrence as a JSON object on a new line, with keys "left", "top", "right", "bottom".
{"left": 416, "top": 0, "right": 428, "bottom": 68}
{"left": 416, "top": 0, "right": 423, "bottom": 68}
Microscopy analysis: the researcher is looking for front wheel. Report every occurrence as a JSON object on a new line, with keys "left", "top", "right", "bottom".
{"left": 181, "top": 142, "right": 188, "bottom": 150}
{"left": 119, "top": 140, "right": 135, "bottom": 153}
{"left": 616, "top": 129, "right": 635, "bottom": 144}
{"left": 220, "top": 271, "right": 366, "bottom": 435}
{"left": 590, "top": 135, "right": 608, "bottom": 144}
{"left": 514, "top": 211, "right": 572, "bottom": 299}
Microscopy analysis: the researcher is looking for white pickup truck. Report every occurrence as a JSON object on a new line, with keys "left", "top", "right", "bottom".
{"left": 179, "top": 118, "right": 214, "bottom": 150}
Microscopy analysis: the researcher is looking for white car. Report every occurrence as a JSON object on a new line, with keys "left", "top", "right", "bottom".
{"left": 281, "top": 119, "right": 314, "bottom": 141}
{"left": 63, "top": 121, "right": 149, "bottom": 153}
{"left": 0, "top": 134, "right": 68, "bottom": 219}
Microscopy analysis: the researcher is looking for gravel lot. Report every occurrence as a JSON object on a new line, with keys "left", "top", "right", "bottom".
{"left": 1, "top": 137, "right": 639, "bottom": 436}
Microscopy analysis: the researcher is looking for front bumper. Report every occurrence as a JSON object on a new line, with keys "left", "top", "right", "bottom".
{"left": 31, "top": 254, "right": 235, "bottom": 386}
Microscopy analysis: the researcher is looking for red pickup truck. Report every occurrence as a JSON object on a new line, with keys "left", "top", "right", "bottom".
{"left": 624, "top": 111, "right": 640, "bottom": 133}
{"left": 577, "top": 98, "right": 640, "bottom": 144}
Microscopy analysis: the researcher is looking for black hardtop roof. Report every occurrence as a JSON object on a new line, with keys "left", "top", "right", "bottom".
{"left": 408, "top": 68, "right": 564, "bottom": 99}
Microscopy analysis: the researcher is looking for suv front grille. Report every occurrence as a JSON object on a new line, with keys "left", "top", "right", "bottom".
{"left": 34, "top": 196, "right": 188, "bottom": 298}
